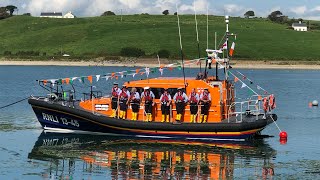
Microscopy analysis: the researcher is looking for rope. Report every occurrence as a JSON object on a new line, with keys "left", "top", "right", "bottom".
{"left": 0, "top": 97, "right": 29, "bottom": 109}
{"left": 270, "top": 114, "right": 282, "bottom": 133}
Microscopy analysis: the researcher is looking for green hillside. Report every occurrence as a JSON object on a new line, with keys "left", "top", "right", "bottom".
{"left": 0, "top": 15, "right": 319, "bottom": 60}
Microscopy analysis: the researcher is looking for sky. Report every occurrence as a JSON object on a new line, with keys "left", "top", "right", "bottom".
{"left": 1, "top": 0, "right": 320, "bottom": 20}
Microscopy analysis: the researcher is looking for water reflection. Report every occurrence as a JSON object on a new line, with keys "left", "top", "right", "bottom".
{"left": 28, "top": 132, "right": 276, "bottom": 179}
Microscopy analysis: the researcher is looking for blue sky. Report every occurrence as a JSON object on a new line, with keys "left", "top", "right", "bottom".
{"left": 1, "top": 0, "right": 319, "bottom": 20}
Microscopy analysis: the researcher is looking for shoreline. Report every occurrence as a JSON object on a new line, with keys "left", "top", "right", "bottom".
{"left": 1, "top": 59, "right": 320, "bottom": 69}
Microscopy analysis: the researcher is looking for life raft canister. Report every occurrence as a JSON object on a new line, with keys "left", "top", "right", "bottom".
{"left": 263, "top": 97, "right": 269, "bottom": 111}
{"left": 269, "top": 94, "right": 276, "bottom": 110}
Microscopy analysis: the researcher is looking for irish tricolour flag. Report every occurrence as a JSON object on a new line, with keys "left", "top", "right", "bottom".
{"left": 229, "top": 42, "right": 235, "bottom": 56}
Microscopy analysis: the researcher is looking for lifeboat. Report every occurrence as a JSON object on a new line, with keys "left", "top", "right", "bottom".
{"left": 28, "top": 16, "right": 277, "bottom": 141}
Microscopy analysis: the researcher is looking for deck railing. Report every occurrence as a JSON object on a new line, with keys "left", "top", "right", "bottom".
{"left": 227, "top": 95, "right": 270, "bottom": 123}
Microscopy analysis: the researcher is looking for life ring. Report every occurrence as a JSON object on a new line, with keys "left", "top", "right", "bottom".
{"left": 269, "top": 94, "right": 276, "bottom": 109}
{"left": 263, "top": 97, "right": 269, "bottom": 111}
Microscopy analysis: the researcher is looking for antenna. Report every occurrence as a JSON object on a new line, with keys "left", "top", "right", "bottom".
{"left": 194, "top": 1, "right": 201, "bottom": 71}
{"left": 207, "top": 5, "right": 209, "bottom": 49}
{"left": 176, "top": 4, "right": 186, "bottom": 87}
{"left": 225, "top": 15, "right": 230, "bottom": 80}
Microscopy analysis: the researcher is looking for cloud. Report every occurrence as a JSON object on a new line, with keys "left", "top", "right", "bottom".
{"left": 290, "top": 5, "right": 306, "bottom": 15}
{"left": 310, "top": 6, "right": 320, "bottom": 12}
{"left": 223, "top": 4, "right": 245, "bottom": 16}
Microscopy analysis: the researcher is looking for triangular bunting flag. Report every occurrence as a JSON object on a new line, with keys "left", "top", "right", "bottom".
{"left": 80, "top": 76, "right": 85, "bottom": 83}
{"left": 218, "top": 64, "right": 225, "bottom": 69}
{"left": 132, "top": 73, "right": 136, "bottom": 78}
{"left": 234, "top": 77, "right": 239, "bottom": 82}
{"left": 96, "top": 75, "right": 101, "bottom": 82}
{"left": 257, "top": 85, "right": 262, "bottom": 90}
{"left": 105, "top": 76, "right": 109, "bottom": 81}
{"left": 65, "top": 78, "right": 70, "bottom": 85}
{"left": 111, "top": 72, "right": 115, "bottom": 77}
{"left": 159, "top": 68, "right": 163, "bottom": 75}
{"left": 120, "top": 72, "right": 124, "bottom": 78}
{"left": 43, "top": 80, "right": 47, "bottom": 86}
{"left": 168, "top": 67, "right": 173, "bottom": 71}
{"left": 196, "top": 59, "right": 201, "bottom": 65}
{"left": 50, "top": 79, "right": 56, "bottom": 84}
{"left": 115, "top": 76, "right": 118, "bottom": 80}
{"left": 58, "top": 79, "right": 62, "bottom": 84}
{"left": 241, "top": 83, "right": 247, "bottom": 88}
{"left": 145, "top": 67, "right": 150, "bottom": 77}
{"left": 88, "top": 76, "right": 93, "bottom": 84}
{"left": 70, "top": 78, "right": 73, "bottom": 84}
{"left": 135, "top": 69, "right": 140, "bottom": 74}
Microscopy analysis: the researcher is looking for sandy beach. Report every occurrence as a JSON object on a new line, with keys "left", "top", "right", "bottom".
{"left": 1, "top": 58, "right": 320, "bottom": 69}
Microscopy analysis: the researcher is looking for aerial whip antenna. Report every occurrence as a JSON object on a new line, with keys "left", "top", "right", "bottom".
{"left": 194, "top": 0, "right": 201, "bottom": 72}
{"left": 176, "top": 4, "right": 186, "bottom": 88}
{"left": 204, "top": 5, "right": 209, "bottom": 78}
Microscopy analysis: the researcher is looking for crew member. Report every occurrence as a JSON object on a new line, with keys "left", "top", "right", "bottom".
{"left": 200, "top": 88, "right": 211, "bottom": 123}
{"left": 160, "top": 88, "right": 172, "bottom": 122}
{"left": 118, "top": 85, "right": 130, "bottom": 119}
{"left": 173, "top": 87, "right": 188, "bottom": 122}
{"left": 141, "top": 87, "right": 155, "bottom": 122}
{"left": 129, "top": 87, "right": 140, "bottom": 120}
{"left": 110, "top": 82, "right": 121, "bottom": 118}
{"left": 189, "top": 88, "right": 199, "bottom": 123}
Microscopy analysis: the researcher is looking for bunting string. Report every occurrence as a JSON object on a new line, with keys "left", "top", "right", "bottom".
{"left": 38, "top": 58, "right": 204, "bottom": 86}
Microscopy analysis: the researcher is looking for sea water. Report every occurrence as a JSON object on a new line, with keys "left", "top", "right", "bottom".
{"left": 0, "top": 65, "right": 319, "bottom": 179}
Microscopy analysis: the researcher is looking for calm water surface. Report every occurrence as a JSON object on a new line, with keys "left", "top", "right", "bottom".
{"left": 0, "top": 65, "right": 320, "bottom": 179}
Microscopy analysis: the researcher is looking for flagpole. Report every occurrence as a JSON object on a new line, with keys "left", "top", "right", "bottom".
{"left": 176, "top": 4, "right": 186, "bottom": 88}
{"left": 194, "top": 0, "right": 201, "bottom": 72}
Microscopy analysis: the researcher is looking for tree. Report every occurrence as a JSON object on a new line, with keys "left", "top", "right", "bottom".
{"left": 162, "top": 10, "right": 169, "bottom": 15}
{"left": 244, "top": 10, "right": 255, "bottom": 18}
{"left": 174, "top": 12, "right": 177, "bottom": 15}
{"left": 6, "top": 5, "right": 17, "bottom": 16}
{"left": 23, "top": 13, "right": 31, "bottom": 16}
{"left": 101, "top": 11, "right": 115, "bottom": 16}
{"left": 268, "top": 10, "right": 283, "bottom": 22}
{"left": 0, "top": 7, "right": 9, "bottom": 19}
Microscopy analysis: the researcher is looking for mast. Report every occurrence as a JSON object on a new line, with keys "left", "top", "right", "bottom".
{"left": 225, "top": 15, "right": 230, "bottom": 80}
{"left": 176, "top": 4, "right": 186, "bottom": 88}
{"left": 194, "top": 1, "right": 201, "bottom": 72}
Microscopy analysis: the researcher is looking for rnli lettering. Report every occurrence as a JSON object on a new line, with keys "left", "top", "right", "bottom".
{"left": 41, "top": 113, "right": 80, "bottom": 127}
{"left": 42, "top": 137, "right": 80, "bottom": 146}
{"left": 42, "top": 113, "right": 59, "bottom": 123}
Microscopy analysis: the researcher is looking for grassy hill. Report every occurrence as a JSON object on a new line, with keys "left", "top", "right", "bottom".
{"left": 0, "top": 15, "right": 320, "bottom": 60}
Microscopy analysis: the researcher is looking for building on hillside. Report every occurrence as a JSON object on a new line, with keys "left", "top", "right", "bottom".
{"left": 292, "top": 21, "right": 307, "bottom": 31}
{"left": 63, "top": 11, "right": 75, "bottom": 18}
{"left": 40, "top": 12, "right": 63, "bottom": 18}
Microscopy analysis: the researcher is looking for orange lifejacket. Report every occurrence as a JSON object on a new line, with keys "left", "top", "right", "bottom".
{"left": 111, "top": 87, "right": 119, "bottom": 97}
{"left": 175, "top": 92, "right": 184, "bottom": 102}
{"left": 119, "top": 90, "right": 128, "bottom": 101}
{"left": 263, "top": 97, "right": 269, "bottom": 111}
{"left": 202, "top": 92, "right": 209, "bottom": 101}
{"left": 161, "top": 93, "right": 169, "bottom": 103}
{"left": 269, "top": 94, "right": 276, "bottom": 109}
{"left": 189, "top": 92, "right": 198, "bottom": 104}
{"left": 144, "top": 91, "right": 152, "bottom": 102}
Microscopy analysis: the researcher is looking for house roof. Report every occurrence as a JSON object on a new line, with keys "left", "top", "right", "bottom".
{"left": 40, "top": 12, "right": 62, "bottom": 16}
{"left": 292, "top": 22, "right": 307, "bottom": 27}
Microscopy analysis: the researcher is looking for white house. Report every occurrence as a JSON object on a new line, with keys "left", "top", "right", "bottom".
{"left": 292, "top": 21, "right": 307, "bottom": 31}
{"left": 40, "top": 12, "right": 63, "bottom": 18}
{"left": 63, "top": 11, "right": 75, "bottom": 18}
